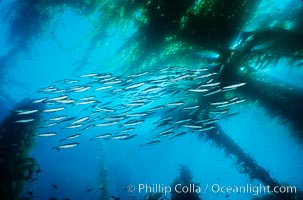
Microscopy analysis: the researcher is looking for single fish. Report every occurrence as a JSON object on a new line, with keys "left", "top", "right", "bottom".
{"left": 52, "top": 142, "right": 80, "bottom": 150}
{"left": 108, "top": 134, "right": 130, "bottom": 140}
{"left": 90, "top": 133, "right": 113, "bottom": 140}
{"left": 142, "top": 86, "right": 162, "bottom": 94}
{"left": 104, "top": 80, "right": 122, "bottom": 85}
{"left": 126, "top": 112, "right": 149, "bottom": 117}
{"left": 80, "top": 73, "right": 99, "bottom": 78}
{"left": 166, "top": 102, "right": 184, "bottom": 107}
{"left": 56, "top": 99, "right": 75, "bottom": 104}
{"left": 203, "top": 89, "right": 222, "bottom": 96}
{"left": 14, "top": 119, "right": 35, "bottom": 123}
{"left": 80, "top": 96, "right": 95, "bottom": 101}
{"left": 60, "top": 134, "right": 81, "bottom": 141}
{"left": 37, "top": 132, "right": 57, "bottom": 137}
{"left": 119, "top": 128, "right": 135, "bottom": 134}
{"left": 59, "top": 116, "right": 77, "bottom": 123}
{"left": 77, "top": 124, "right": 96, "bottom": 132}
{"left": 197, "top": 126, "right": 216, "bottom": 132}
{"left": 32, "top": 98, "right": 47, "bottom": 103}
{"left": 158, "top": 128, "right": 173, "bottom": 136}
{"left": 96, "top": 121, "right": 118, "bottom": 127}
{"left": 71, "top": 117, "right": 89, "bottom": 124}
{"left": 96, "top": 107, "right": 115, "bottom": 112}
{"left": 124, "top": 82, "right": 145, "bottom": 90}
{"left": 76, "top": 100, "right": 98, "bottom": 105}
{"left": 174, "top": 119, "right": 191, "bottom": 125}
{"left": 104, "top": 116, "right": 125, "bottom": 121}
{"left": 16, "top": 109, "right": 39, "bottom": 115}
{"left": 40, "top": 122, "right": 58, "bottom": 128}
{"left": 65, "top": 124, "right": 83, "bottom": 129}
{"left": 48, "top": 95, "right": 68, "bottom": 101}
{"left": 171, "top": 74, "right": 190, "bottom": 82}
{"left": 182, "top": 124, "right": 203, "bottom": 129}
{"left": 49, "top": 115, "right": 67, "bottom": 121}
{"left": 198, "top": 82, "right": 220, "bottom": 87}
{"left": 122, "top": 120, "right": 143, "bottom": 127}
{"left": 182, "top": 105, "right": 199, "bottom": 110}
{"left": 188, "top": 89, "right": 209, "bottom": 93}
{"left": 73, "top": 86, "right": 92, "bottom": 92}
{"left": 222, "top": 82, "right": 246, "bottom": 90}
{"left": 42, "top": 107, "right": 65, "bottom": 113}
{"left": 147, "top": 105, "right": 165, "bottom": 112}
{"left": 95, "top": 85, "right": 113, "bottom": 91}
{"left": 140, "top": 140, "right": 161, "bottom": 147}
{"left": 210, "top": 100, "right": 229, "bottom": 106}
{"left": 127, "top": 71, "right": 149, "bottom": 78}
{"left": 169, "top": 132, "right": 188, "bottom": 140}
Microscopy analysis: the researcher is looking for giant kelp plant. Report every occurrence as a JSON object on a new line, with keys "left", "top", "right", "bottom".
{"left": 0, "top": 99, "right": 44, "bottom": 199}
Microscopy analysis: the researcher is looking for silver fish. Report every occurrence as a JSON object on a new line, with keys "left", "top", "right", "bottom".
{"left": 56, "top": 99, "right": 75, "bottom": 104}
{"left": 104, "top": 80, "right": 122, "bottom": 85}
{"left": 71, "top": 117, "right": 89, "bottom": 124}
{"left": 182, "top": 124, "right": 203, "bottom": 129}
{"left": 49, "top": 95, "right": 68, "bottom": 101}
{"left": 203, "top": 89, "right": 222, "bottom": 96}
{"left": 73, "top": 86, "right": 91, "bottom": 92}
{"left": 193, "top": 72, "right": 217, "bottom": 79}
{"left": 182, "top": 105, "right": 199, "bottom": 110}
{"left": 16, "top": 109, "right": 39, "bottom": 115}
{"left": 140, "top": 140, "right": 161, "bottom": 147}
{"left": 198, "top": 82, "right": 220, "bottom": 87}
{"left": 171, "top": 74, "right": 190, "bottom": 82}
{"left": 174, "top": 119, "right": 192, "bottom": 125}
{"left": 197, "top": 126, "right": 216, "bottom": 132}
{"left": 96, "top": 121, "right": 118, "bottom": 127}
{"left": 223, "top": 82, "right": 246, "bottom": 90}
{"left": 128, "top": 71, "right": 149, "bottom": 78}
{"left": 76, "top": 100, "right": 98, "bottom": 105}
{"left": 124, "top": 82, "right": 145, "bottom": 90}
{"left": 104, "top": 116, "right": 125, "bottom": 121}
{"left": 166, "top": 102, "right": 184, "bottom": 107}
{"left": 49, "top": 115, "right": 67, "bottom": 121}
{"left": 60, "top": 134, "right": 81, "bottom": 141}
{"left": 95, "top": 85, "right": 113, "bottom": 91}
{"left": 65, "top": 124, "right": 83, "bottom": 129}
{"left": 52, "top": 142, "right": 80, "bottom": 150}
{"left": 80, "top": 73, "right": 99, "bottom": 78}
{"left": 122, "top": 120, "right": 143, "bottom": 127}
{"left": 80, "top": 96, "right": 95, "bottom": 101}
{"left": 40, "top": 122, "right": 58, "bottom": 128}
{"left": 42, "top": 107, "right": 65, "bottom": 113}
{"left": 142, "top": 86, "right": 162, "bottom": 94}
{"left": 108, "top": 134, "right": 131, "bottom": 140}
{"left": 119, "top": 128, "right": 135, "bottom": 134}
{"left": 188, "top": 89, "right": 209, "bottom": 93}
{"left": 37, "top": 132, "right": 57, "bottom": 137}
{"left": 32, "top": 98, "right": 47, "bottom": 103}
{"left": 14, "top": 119, "right": 35, "bottom": 123}
{"left": 90, "top": 133, "right": 113, "bottom": 140}
{"left": 169, "top": 132, "right": 188, "bottom": 140}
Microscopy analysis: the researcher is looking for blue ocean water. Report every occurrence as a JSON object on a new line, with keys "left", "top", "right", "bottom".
{"left": 1, "top": 1, "right": 303, "bottom": 200}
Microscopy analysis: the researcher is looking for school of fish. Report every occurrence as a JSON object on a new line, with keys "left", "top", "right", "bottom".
{"left": 14, "top": 65, "right": 246, "bottom": 150}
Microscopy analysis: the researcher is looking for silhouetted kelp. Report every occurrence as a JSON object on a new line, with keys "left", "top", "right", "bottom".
{"left": 170, "top": 165, "right": 201, "bottom": 200}
{"left": 0, "top": 98, "right": 44, "bottom": 199}
{"left": 198, "top": 124, "right": 298, "bottom": 200}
